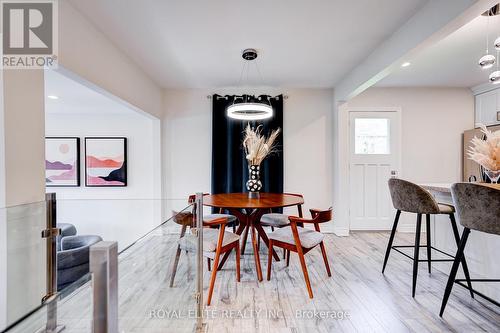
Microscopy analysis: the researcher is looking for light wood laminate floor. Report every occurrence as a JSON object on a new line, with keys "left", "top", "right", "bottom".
{"left": 43, "top": 230, "right": 500, "bottom": 333}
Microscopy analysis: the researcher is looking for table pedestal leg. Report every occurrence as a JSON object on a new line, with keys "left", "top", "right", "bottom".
{"left": 254, "top": 222, "right": 280, "bottom": 261}
{"left": 250, "top": 222, "right": 263, "bottom": 281}
{"left": 216, "top": 208, "right": 279, "bottom": 281}
{"left": 241, "top": 222, "right": 250, "bottom": 254}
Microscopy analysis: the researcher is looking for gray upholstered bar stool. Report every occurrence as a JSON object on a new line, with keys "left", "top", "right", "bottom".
{"left": 383, "top": 178, "right": 473, "bottom": 297}
{"left": 440, "top": 183, "right": 500, "bottom": 316}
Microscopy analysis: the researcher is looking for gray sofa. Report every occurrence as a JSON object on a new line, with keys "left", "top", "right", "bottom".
{"left": 56, "top": 223, "right": 102, "bottom": 291}
{"left": 56, "top": 223, "right": 77, "bottom": 251}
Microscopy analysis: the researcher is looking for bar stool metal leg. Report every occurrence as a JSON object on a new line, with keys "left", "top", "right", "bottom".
{"left": 440, "top": 228, "right": 471, "bottom": 316}
{"left": 449, "top": 213, "right": 474, "bottom": 298}
{"left": 412, "top": 214, "right": 422, "bottom": 297}
{"left": 425, "top": 214, "right": 432, "bottom": 274}
{"left": 382, "top": 210, "right": 401, "bottom": 273}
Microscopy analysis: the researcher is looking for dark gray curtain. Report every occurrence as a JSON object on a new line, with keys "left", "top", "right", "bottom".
{"left": 211, "top": 94, "right": 284, "bottom": 194}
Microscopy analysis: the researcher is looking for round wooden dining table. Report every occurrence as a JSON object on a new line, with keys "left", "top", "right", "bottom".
{"left": 203, "top": 193, "right": 304, "bottom": 281}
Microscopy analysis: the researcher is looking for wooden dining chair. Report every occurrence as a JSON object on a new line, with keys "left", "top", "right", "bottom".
{"left": 186, "top": 194, "right": 238, "bottom": 272}
{"left": 169, "top": 211, "right": 241, "bottom": 305}
{"left": 267, "top": 207, "right": 333, "bottom": 298}
{"left": 188, "top": 194, "right": 238, "bottom": 233}
{"left": 258, "top": 193, "right": 304, "bottom": 258}
{"left": 169, "top": 194, "right": 237, "bottom": 287}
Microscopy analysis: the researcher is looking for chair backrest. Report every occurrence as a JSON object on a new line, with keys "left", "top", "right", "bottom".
{"left": 451, "top": 183, "right": 500, "bottom": 235}
{"left": 188, "top": 193, "right": 210, "bottom": 204}
{"left": 309, "top": 207, "right": 332, "bottom": 223}
{"left": 188, "top": 193, "right": 224, "bottom": 215}
{"left": 289, "top": 207, "right": 332, "bottom": 225}
{"left": 388, "top": 178, "right": 440, "bottom": 214}
{"left": 288, "top": 207, "right": 332, "bottom": 248}
{"left": 172, "top": 210, "right": 195, "bottom": 227}
{"left": 172, "top": 210, "right": 228, "bottom": 229}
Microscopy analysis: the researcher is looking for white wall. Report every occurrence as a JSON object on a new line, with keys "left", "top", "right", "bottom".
{"left": 46, "top": 0, "right": 170, "bottom": 248}
{"left": 54, "top": 1, "right": 168, "bottom": 242}
{"left": 58, "top": 1, "right": 163, "bottom": 119}
{"left": 0, "top": 2, "right": 165, "bottom": 201}
{"left": 45, "top": 112, "right": 162, "bottom": 250}
{"left": 0, "top": 2, "right": 164, "bottom": 328}
{"left": 0, "top": 67, "right": 4, "bottom": 208}
{"left": 0, "top": 69, "right": 46, "bottom": 329}
{"left": 0, "top": 2, "right": 166, "bottom": 324}
{"left": 2, "top": 70, "right": 46, "bottom": 206}
{"left": 0, "top": 58, "right": 4, "bottom": 331}
{"left": 348, "top": 88, "right": 474, "bottom": 182}
{"left": 163, "top": 88, "right": 334, "bottom": 229}
{"left": 335, "top": 87, "right": 474, "bottom": 232}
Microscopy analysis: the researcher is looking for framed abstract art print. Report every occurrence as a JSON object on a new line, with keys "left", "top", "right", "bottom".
{"left": 45, "top": 137, "right": 80, "bottom": 187}
{"left": 85, "top": 137, "right": 127, "bottom": 187}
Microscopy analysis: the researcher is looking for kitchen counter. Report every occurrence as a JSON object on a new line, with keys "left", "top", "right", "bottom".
{"left": 420, "top": 183, "right": 500, "bottom": 300}
{"left": 421, "top": 183, "right": 500, "bottom": 193}
{"left": 420, "top": 183, "right": 453, "bottom": 193}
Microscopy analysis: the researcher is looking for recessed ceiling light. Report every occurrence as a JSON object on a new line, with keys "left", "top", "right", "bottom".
{"left": 47, "top": 95, "right": 59, "bottom": 100}
{"left": 401, "top": 62, "right": 411, "bottom": 68}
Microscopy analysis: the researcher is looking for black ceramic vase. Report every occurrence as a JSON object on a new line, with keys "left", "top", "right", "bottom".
{"left": 246, "top": 164, "right": 262, "bottom": 198}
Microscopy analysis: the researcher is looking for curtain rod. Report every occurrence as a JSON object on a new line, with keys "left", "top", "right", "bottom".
{"left": 207, "top": 94, "right": 289, "bottom": 100}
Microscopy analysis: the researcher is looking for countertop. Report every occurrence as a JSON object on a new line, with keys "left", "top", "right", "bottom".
{"left": 420, "top": 183, "right": 453, "bottom": 193}
{"left": 420, "top": 183, "right": 500, "bottom": 193}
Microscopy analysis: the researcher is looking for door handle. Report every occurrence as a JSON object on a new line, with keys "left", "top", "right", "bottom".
{"left": 390, "top": 170, "right": 398, "bottom": 178}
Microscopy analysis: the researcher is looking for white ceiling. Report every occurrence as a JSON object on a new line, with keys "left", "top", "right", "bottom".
{"left": 378, "top": 15, "right": 500, "bottom": 88}
{"left": 45, "top": 70, "right": 137, "bottom": 115}
{"left": 69, "top": 0, "right": 428, "bottom": 89}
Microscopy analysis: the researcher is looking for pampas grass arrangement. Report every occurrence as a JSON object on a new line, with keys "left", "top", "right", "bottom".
{"left": 243, "top": 124, "right": 281, "bottom": 165}
{"left": 468, "top": 124, "right": 500, "bottom": 171}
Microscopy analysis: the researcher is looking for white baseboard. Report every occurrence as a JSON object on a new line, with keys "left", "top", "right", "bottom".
{"left": 332, "top": 227, "right": 349, "bottom": 237}
{"left": 397, "top": 224, "right": 416, "bottom": 233}
{"left": 349, "top": 225, "right": 414, "bottom": 232}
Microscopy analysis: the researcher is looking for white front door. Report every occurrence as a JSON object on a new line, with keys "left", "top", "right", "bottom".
{"left": 349, "top": 110, "right": 401, "bottom": 230}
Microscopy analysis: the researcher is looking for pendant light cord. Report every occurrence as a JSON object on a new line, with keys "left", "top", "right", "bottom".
{"left": 246, "top": 58, "right": 250, "bottom": 83}
{"left": 254, "top": 59, "right": 265, "bottom": 85}
{"left": 233, "top": 49, "right": 274, "bottom": 106}
{"left": 237, "top": 60, "right": 247, "bottom": 87}
{"left": 496, "top": 47, "right": 499, "bottom": 71}
{"left": 487, "top": 16, "right": 491, "bottom": 53}
{"left": 254, "top": 56, "right": 272, "bottom": 106}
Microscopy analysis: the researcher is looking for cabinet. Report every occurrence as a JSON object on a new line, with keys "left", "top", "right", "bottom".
{"left": 475, "top": 89, "right": 500, "bottom": 126}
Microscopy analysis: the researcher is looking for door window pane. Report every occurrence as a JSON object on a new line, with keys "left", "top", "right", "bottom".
{"left": 354, "top": 118, "right": 390, "bottom": 154}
